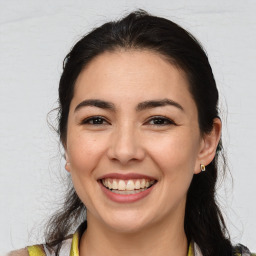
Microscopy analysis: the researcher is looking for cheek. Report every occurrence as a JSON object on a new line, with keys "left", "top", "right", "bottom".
{"left": 146, "top": 131, "right": 200, "bottom": 176}
{"left": 66, "top": 133, "right": 108, "bottom": 211}
{"left": 67, "top": 132, "right": 108, "bottom": 176}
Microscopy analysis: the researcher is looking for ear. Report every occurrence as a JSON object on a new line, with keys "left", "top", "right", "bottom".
{"left": 64, "top": 152, "right": 71, "bottom": 173}
{"left": 194, "top": 118, "right": 222, "bottom": 174}
{"left": 62, "top": 140, "right": 71, "bottom": 173}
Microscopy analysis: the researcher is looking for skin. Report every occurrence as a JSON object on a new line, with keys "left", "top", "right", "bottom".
{"left": 65, "top": 50, "right": 221, "bottom": 256}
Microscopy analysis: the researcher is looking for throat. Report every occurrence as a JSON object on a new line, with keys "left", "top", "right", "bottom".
{"left": 79, "top": 219, "right": 189, "bottom": 256}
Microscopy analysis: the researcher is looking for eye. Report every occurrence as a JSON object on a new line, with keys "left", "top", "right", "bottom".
{"left": 81, "top": 116, "right": 109, "bottom": 125}
{"left": 146, "top": 116, "right": 176, "bottom": 126}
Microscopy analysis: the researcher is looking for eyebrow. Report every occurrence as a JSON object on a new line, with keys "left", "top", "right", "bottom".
{"left": 74, "top": 98, "right": 184, "bottom": 112}
{"left": 136, "top": 99, "right": 184, "bottom": 112}
{"left": 74, "top": 99, "right": 115, "bottom": 112}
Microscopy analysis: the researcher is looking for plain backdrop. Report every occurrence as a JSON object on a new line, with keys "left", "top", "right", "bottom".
{"left": 0, "top": 0, "right": 256, "bottom": 253}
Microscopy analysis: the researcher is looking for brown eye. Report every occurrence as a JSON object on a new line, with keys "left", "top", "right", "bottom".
{"left": 146, "top": 116, "right": 175, "bottom": 126}
{"left": 82, "top": 116, "right": 109, "bottom": 125}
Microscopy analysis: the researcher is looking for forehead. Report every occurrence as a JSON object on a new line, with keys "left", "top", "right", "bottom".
{"left": 71, "top": 49, "right": 196, "bottom": 114}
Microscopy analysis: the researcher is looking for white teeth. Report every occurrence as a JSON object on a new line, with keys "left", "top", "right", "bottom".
{"left": 118, "top": 180, "right": 126, "bottom": 191}
{"left": 112, "top": 179, "right": 118, "bottom": 189}
{"left": 108, "top": 180, "right": 113, "bottom": 189}
{"left": 112, "top": 188, "right": 147, "bottom": 194}
{"left": 101, "top": 178, "right": 156, "bottom": 192}
{"left": 126, "top": 180, "right": 134, "bottom": 191}
{"left": 141, "top": 179, "right": 145, "bottom": 188}
{"left": 135, "top": 180, "right": 140, "bottom": 189}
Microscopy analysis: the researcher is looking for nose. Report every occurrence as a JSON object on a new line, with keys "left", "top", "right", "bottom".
{"left": 107, "top": 123, "right": 146, "bottom": 165}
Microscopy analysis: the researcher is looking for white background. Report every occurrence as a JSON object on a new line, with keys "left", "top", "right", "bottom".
{"left": 0, "top": 0, "right": 256, "bottom": 253}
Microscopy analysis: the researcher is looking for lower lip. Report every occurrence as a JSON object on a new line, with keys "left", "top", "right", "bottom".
{"left": 99, "top": 181, "right": 155, "bottom": 203}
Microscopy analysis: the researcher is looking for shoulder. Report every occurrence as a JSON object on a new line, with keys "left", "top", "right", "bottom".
{"left": 7, "top": 245, "right": 45, "bottom": 256}
{"left": 233, "top": 244, "right": 255, "bottom": 256}
{"left": 7, "top": 248, "right": 29, "bottom": 256}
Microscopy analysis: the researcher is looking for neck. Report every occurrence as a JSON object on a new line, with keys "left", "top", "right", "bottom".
{"left": 79, "top": 214, "right": 188, "bottom": 256}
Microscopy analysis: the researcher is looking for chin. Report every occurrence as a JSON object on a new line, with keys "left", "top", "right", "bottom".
{"left": 100, "top": 211, "right": 154, "bottom": 234}
{"left": 107, "top": 221, "right": 147, "bottom": 234}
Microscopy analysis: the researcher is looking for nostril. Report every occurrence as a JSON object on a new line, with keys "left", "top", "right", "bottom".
{"left": 106, "top": 130, "right": 146, "bottom": 164}
{"left": 107, "top": 145, "right": 146, "bottom": 165}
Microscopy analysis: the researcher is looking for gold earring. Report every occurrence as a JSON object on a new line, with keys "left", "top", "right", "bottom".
{"left": 200, "top": 164, "right": 206, "bottom": 172}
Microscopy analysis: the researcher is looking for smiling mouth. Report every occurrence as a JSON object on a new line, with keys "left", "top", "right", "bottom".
{"left": 101, "top": 178, "right": 157, "bottom": 195}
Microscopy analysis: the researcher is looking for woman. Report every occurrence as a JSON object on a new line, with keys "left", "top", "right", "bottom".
{"left": 10, "top": 10, "right": 254, "bottom": 256}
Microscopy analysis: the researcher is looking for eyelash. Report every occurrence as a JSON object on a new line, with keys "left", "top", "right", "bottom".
{"left": 81, "top": 115, "right": 176, "bottom": 126}
{"left": 145, "top": 116, "right": 176, "bottom": 126}
{"left": 81, "top": 116, "right": 109, "bottom": 125}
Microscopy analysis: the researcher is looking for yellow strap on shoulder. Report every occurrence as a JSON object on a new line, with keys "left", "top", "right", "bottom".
{"left": 187, "top": 242, "right": 194, "bottom": 256}
{"left": 27, "top": 245, "right": 45, "bottom": 256}
{"left": 70, "top": 231, "right": 79, "bottom": 256}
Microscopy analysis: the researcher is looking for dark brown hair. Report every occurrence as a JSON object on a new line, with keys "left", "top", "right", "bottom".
{"left": 45, "top": 10, "right": 232, "bottom": 256}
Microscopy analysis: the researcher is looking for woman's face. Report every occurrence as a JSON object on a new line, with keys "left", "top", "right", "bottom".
{"left": 65, "top": 50, "right": 209, "bottom": 233}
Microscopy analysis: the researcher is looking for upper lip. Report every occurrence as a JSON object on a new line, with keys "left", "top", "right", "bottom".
{"left": 98, "top": 173, "right": 157, "bottom": 181}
